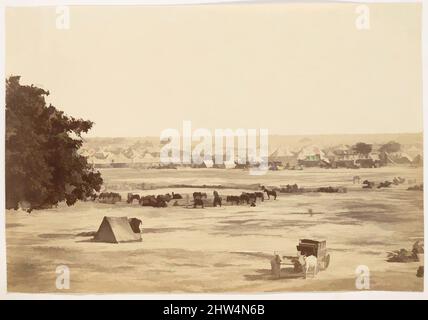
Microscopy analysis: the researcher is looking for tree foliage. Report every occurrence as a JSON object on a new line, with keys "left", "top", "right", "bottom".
{"left": 6, "top": 76, "right": 103, "bottom": 210}
{"left": 353, "top": 142, "right": 372, "bottom": 155}
{"left": 380, "top": 141, "right": 401, "bottom": 153}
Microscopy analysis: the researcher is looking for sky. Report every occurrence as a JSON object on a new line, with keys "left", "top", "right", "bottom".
{"left": 5, "top": 3, "right": 422, "bottom": 137}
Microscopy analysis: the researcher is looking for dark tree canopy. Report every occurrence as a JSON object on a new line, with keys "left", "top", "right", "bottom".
{"left": 380, "top": 141, "right": 401, "bottom": 153}
{"left": 353, "top": 142, "right": 372, "bottom": 155}
{"left": 6, "top": 76, "right": 103, "bottom": 210}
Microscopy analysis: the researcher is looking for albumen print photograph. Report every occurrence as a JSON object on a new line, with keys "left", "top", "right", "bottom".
{"left": 3, "top": 2, "right": 424, "bottom": 294}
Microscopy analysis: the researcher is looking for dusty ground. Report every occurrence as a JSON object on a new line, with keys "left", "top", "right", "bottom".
{"left": 6, "top": 167, "right": 424, "bottom": 293}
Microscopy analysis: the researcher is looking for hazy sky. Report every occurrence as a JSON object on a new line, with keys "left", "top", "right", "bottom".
{"left": 6, "top": 3, "right": 422, "bottom": 137}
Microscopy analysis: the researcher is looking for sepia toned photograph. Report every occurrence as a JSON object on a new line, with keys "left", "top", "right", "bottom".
{"left": 2, "top": 2, "right": 425, "bottom": 295}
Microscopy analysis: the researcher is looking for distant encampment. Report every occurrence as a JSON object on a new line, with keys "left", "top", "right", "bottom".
{"left": 81, "top": 134, "right": 423, "bottom": 170}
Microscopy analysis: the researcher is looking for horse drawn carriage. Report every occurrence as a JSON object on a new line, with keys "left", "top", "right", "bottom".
{"left": 271, "top": 239, "right": 331, "bottom": 279}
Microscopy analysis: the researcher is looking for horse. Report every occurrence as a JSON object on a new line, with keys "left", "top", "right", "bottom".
{"left": 127, "top": 193, "right": 141, "bottom": 204}
{"left": 213, "top": 190, "right": 222, "bottom": 207}
{"left": 300, "top": 255, "right": 318, "bottom": 279}
{"left": 261, "top": 186, "right": 277, "bottom": 200}
{"left": 128, "top": 218, "right": 142, "bottom": 233}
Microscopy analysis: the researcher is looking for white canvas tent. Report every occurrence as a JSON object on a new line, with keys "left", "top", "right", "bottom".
{"left": 269, "top": 146, "right": 298, "bottom": 166}
{"left": 93, "top": 216, "right": 142, "bottom": 243}
{"left": 133, "top": 152, "right": 159, "bottom": 167}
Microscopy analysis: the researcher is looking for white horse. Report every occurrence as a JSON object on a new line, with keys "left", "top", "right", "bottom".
{"left": 300, "top": 255, "right": 318, "bottom": 278}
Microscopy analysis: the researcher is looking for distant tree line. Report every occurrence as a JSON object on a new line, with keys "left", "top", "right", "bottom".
{"left": 353, "top": 141, "right": 401, "bottom": 155}
{"left": 379, "top": 141, "right": 401, "bottom": 153}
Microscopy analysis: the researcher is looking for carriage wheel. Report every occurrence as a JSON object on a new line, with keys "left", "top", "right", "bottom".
{"left": 324, "top": 254, "right": 331, "bottom": 269}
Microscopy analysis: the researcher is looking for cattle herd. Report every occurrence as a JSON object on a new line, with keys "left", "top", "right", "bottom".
{"left": 361, "top": 176, "right": 407, "bottom": 189}
{"left": 93, "top": 177, "right": 422, "bottom": 207}
{"left": 94, "top": 186, "right": 279, "bottom": 208}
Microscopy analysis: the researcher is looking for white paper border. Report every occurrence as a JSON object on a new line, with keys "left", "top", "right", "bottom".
{"left": 0, "top": 0, "right": 426, "bottom": 300}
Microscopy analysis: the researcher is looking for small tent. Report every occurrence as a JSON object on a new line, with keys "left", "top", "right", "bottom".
{"left": 93, "top": 216, "right": 142, "bottom": 243}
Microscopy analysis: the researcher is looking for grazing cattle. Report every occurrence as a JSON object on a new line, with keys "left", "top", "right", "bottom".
{"left": 353, "top": 176, "right": 361, "bottom": 184}
{"left": 254, "top": 192, "right": 264, "bottom": 201}
{"left": 193, "top": 198, "right": 204, "bottom": 208}
{"left": 281, "top": 184, "right": 299, "bottom": 193}
{"left": 393, "top": 177, "right": 406, "bottom": 185}
{"left": 213, "top": 190, "right": 222, "bottom": 207}
{"left": 226, "top": 195, "right": 240, "bottom": 205}
{"left": 362, "top": 180, "right": 375, "bottom": 189}
{"left": 139, "top": 194, "right": 170, "bottom": 207}
{"left": 238, "top": 192, "right": 257, "bottom": 204}
{"left": 98, "top": 192, "right": 122, "bottom": 204}
{"left": 317, "top": 186, "right": 339, "bottom": 193}
{"left": 248, "top": 192, "right": 257, "bottom": 203}
{"left": 193, "top": 192, "right": 207, "bottom": 200}
{"left": 162, "top": 193, "right": 172, "bottom": 202}
{"left": 240, "top": 192, "right": 250, "bottom": 204}
{"left": 127, "top": 193, "right": 141, "bottom": 204}
{"left": 378, "top": 181, "right": 392, "bottom": 188}
{"left": 140, "top": 195, "right": 157, "bottom": 207}
{"left": 408, "top": 184, "right": 423, "bottom": 191}
{"left": 193, "top": 192, "right": 206, "bottom": 208}
{"left": 156, "top": 195, "right": 168, "bottom": 207}
{"left": 261, "top": 186, "right": 277, "bottom": 200}
{"left": 172, "top": 192, "right": 183, "bottom": 199}
{"left": 128, "top": 218, "right": 142, "bottom": 233}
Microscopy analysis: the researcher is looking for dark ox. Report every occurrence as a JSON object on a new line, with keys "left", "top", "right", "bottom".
{"left": 193, "top": 192, "right": 207, "bottom": 208}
